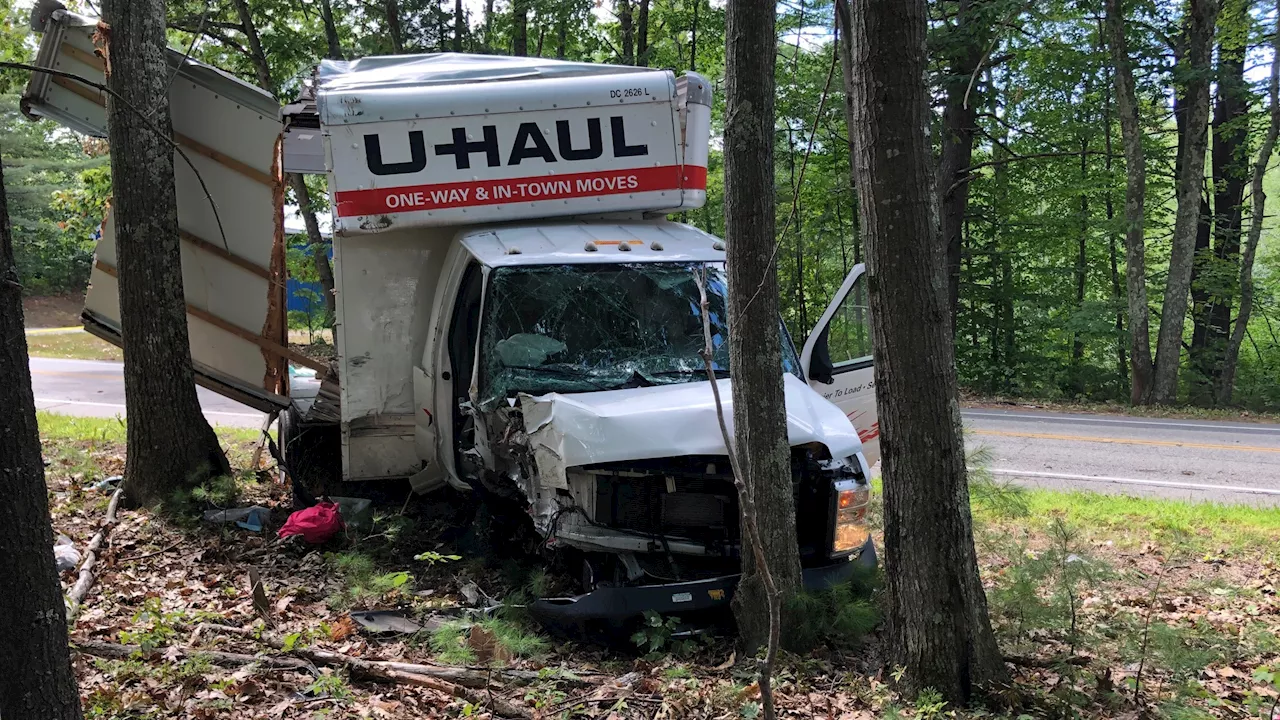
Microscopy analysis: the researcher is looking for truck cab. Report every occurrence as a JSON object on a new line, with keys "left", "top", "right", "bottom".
{"left": 22, "top": 3, "right": 880, "bottom": 621}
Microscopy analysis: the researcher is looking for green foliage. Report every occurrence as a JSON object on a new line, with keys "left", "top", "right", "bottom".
{"left": 430, "top": 617, "right": 549, "bottom": 665}
{"left": 413, "top": 550, "right": 462, "bottom": 565}
{"left": 303, "top": 670, "right": 353, "bottom": 701}
{"left": 118, "top": 598, "right": 186, "bottom": 652}
{"left": 783, "top": 564, "right": 882, "bottom": 651}
{"left": 324, "top": 551, "right": 415, "bottom": 609}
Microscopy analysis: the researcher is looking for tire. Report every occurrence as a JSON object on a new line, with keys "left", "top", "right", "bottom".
{"left": 278, "top": 404, "right": 341, "bottom": 508}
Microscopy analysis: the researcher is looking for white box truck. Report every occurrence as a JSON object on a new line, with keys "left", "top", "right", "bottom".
{"left": 23, "top": 0, "right": 882, "bottom": 622}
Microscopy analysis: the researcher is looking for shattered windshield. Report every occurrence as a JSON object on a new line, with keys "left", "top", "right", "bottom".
{"left": 480, "top": 263, "right": 800, "bottom": 404}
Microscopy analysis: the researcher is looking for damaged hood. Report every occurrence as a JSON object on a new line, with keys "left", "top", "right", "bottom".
{"left": 520, "top": 374, "right": 862, "bottom": 481}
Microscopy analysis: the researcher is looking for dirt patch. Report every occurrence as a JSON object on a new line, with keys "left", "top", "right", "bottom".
{"left": 23, "top": 293, "right": 85, "bottom": 328}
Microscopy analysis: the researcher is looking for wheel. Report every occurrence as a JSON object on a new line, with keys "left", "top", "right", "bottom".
{"left": 278, "top": 404, "right": 341, "bottom": 508}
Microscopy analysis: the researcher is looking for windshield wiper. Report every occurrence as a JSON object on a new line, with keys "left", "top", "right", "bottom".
{"left": 500, "top": 364, "right": 616, "bottom": 391}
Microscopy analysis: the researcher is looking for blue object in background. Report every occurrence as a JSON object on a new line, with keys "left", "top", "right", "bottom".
{"left": 287, "top": 238, "right": 334, "bottom": 314}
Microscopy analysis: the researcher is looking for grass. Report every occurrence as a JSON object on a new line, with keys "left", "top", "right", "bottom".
{"left": 38, "top": 411, "right": 260, "bottom": 446}
{"left": 974, "top": 485, "right": 1280, "bottom": 554}
{"left": 25, "top": 330, "right": 123, "bottom": 361}
{"left": 964, "top": 394, "right": 1280, "bottom": 424}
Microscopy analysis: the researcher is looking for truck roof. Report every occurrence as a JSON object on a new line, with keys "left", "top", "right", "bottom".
{"left": 460, "top": 221, "right": 726, "bottom": 268}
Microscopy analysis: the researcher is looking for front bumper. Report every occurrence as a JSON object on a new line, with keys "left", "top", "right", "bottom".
{"left": 529, "top": 536, "right": 878, "bottom": 625}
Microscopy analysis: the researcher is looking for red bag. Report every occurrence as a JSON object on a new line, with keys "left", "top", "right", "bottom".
{"left": 278, "top": 501, "right": 344, "bottom": 544}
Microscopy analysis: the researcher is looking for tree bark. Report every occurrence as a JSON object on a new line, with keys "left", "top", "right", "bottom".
{"left": 724, "top": 0, "right": 801, "bottom": 654}
{"left": 1100, "top": 38, "right": 1130, "bottom": 393}
{"left": 231, "top": 0, "right": 272, "bottom": 91}
{"left": 834, "top": 0, "right": 858, "bottom": 258}
{"left": 845, "top": 0, "right": 1008, "bottom": 701}
{"left": 512, "top": 0, "right": 529, "bottom": 56}
{"left": 320, "top": 0, "right": 343, "bottom": 58}
{"left": 937, "top": 0, "right": 989, "bottom": 336}
{"left": 0, "top": 156, "right": 84, "bottom": 720}
{"left": 483, "top": 0, "right": 495, "bottom": 51}
{"left": 454, "top": 0, "right": 465, "bottom": 51}
{"left": 1219, "top": 0, "right": 1280, "bottom": 404}
{"left": 1152, "top": 0, "right": 1217, "bottom": 405}
{"left": 689, "top": 0, "right": 698, "bottom": 72}
{"left": 385, "top": 0, "right": 404, "bottom": 53}
{"left": 618, "top": 0, "right": 634, "bottom": 64}
{"left": 636, "top": 0, "right": 650, "bottom": 66}
{"left": 1192, "top": 0, "right": 1249, "bottom": 401}
{"left": 1104, "top": 0, "right": 1155, "bottom": 405}
{"left": 104, "top": 0, "right": 231, "bottom": 506}
{"left": 1070, "top": 136, "right": 1089, "bottom": 395}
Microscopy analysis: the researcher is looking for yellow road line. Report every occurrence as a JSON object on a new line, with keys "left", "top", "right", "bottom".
{"left": 971, "top": 429, "right": 1280, "bottom": 454}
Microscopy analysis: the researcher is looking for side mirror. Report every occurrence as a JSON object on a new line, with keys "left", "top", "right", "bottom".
{"left": 808, "top": 325, "right": 835, "bottom": 385}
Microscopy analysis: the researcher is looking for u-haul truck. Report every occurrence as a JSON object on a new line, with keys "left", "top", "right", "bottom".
{"left": 24, "top": 0, "right": 880, "bottom": 621}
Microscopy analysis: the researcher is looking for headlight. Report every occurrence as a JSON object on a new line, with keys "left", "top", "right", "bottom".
{"left": 831, "top": 479, "right": 871, "bottom": 556}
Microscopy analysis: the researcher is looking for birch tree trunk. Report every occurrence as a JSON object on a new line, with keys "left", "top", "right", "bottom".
{"left": 1152, "top": 0, "right": 1218, "bottom": 404}
{"left": 1219, "top": 0, "right": 1280, "bottom": 404}
{"left": 723, "top": 0, "right": 802, "bottom": 653}
{"left": 104, "top": 0, "right": 230, "bottom": 505}
{"left": 1103, "top": 0, "right": 1155, "bottom": 405}
{"left": 0, "top": 155, "right": 84, "bottom": 720}
{"left": 845, "top": 0, "right": 1009, "bottom": 701}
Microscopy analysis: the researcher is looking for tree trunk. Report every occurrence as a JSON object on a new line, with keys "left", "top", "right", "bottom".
{"left": 385, "top": 0, "right": 405, "bottom": 53}
{"left": 618, "top": 0, "right": 634, "bottom": 64}
{"left": 104, "top": 0, "right": 230, "bottom": 506}
{"left": 1100, "top": 30, "right": 1130, "bottom": 394}
{"left": 637, "top": 0, "right": 650, "bottom": 66}
{"left": 0, "top": 157, "right": 84, "bottom": 720}
{"left": 483, "top": 0, "right": 494, "bottom": 51}
{"left": 1194, "top": 0, "right": 1249, "bottom": 401}
{"left": 724, "top": 0, "right": 801, "bottom": 654}
{"left": 1152, "top": 0, "right": 1217, "bottom": 405}
{"left": 937, "top": 0, "right": 988, "bottom": 336}
{"left": 512, "top": 0, "right": 529, "bottom": 56}
{"left": 844, "top": 0, "right": 1008, "bottom": 701}
{"left": 232, "top": 0, "right": 273, "bottom": 91}
{"left": 454, "top": 0, "right": 465, "bottom": 51}
{"left": 689, "top": 0, "right": 698, "bottom": 72}
{"left": 1104, "top": 0, "right": 1155, "bottom": 405}
{"left": 555, "top": 14, "right": 567, "bottom": 58}
{"left": 834, "top": 0, "right": 859, "bottom": 260}
{"left": 320, "top": 0, "right": 343, "bottom": 58}
{"left": 1219, "top": 0, "right": 1280, "bottom": 404}
{"left": 1070, "top": 136, "right": 1089, "bottom": 395}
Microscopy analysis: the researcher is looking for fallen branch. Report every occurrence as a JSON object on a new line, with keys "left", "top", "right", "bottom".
{"left": 350, "top": 665, "right": 531, "bottom": 719}
{"left": 74, "top": 639, "right": 313, "bottom": 672}
{"left": 74, "top": 638, "right": 533, "bottom": 719}
{"left": 193, "top": 623, "right": 574, "bottom": 689}
{"left": 67, "top": 487, "right": 122, "bottom": 620}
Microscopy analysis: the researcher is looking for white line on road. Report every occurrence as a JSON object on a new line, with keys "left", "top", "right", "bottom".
{"left": 34, "top": 397, "right": 263, "bottom": 419}
{"left": 965, "top": 410, "right": 1280, "bottom": 434}
{"left": 989, "top": 468, "right": 1280, "bottom": 496}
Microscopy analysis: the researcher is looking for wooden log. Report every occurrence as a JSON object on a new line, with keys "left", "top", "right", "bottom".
{"left": 67, "top": 488, "right": 122, "bottom": 620}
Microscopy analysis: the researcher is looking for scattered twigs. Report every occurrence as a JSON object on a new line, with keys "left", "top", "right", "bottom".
{"left": 695, "top": 267, "right": 780, "bottom": 720}
{"left": 75, "top": 636, "right": 533, "bottom": 719}
{"left": 67, "top": 487, "right": 122, "bottom": 620}
{"left": 74, "top": 639, "right": 313, "bottom": 672}
{"left": 193, "top": 623, "right": 568, "bottom": 688}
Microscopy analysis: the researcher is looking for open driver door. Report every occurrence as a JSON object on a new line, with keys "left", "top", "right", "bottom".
{"left": 800, "top": 264, "right": 879, "bottom": 467}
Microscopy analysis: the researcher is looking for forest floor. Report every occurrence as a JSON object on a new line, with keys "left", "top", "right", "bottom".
{"left": 24, "top": 293, "right": 85, "bottom": 328}
{"left": 37, "top": 412, "right": 1280, "bottom": 720}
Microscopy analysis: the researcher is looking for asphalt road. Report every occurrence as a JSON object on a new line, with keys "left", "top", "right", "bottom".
{"left": 965, "top": 408, "right": 1280, "bottom": 506}
{"left": 28, "top": 357, "right": 1280, "bottom": 505}
{"left": 30, "top": 356, "right": 267, "bottom": 428}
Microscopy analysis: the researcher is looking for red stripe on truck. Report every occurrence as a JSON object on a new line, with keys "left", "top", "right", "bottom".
{"left": 333, "top": 164, "right": 708, "bottom": 218}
